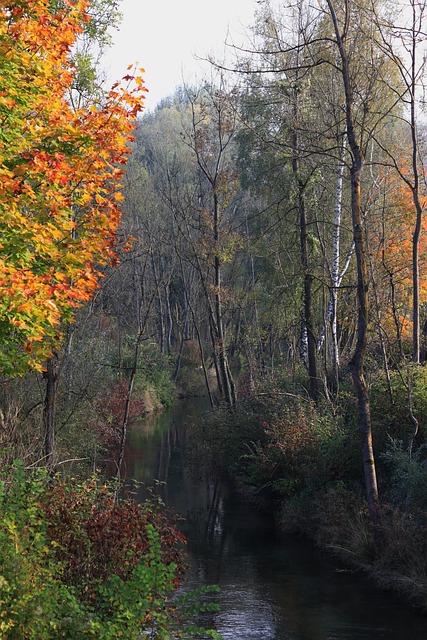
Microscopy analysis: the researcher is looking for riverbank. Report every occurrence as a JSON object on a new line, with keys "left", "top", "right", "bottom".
{"left": 118, "top": 394, "right": 427, "bottom": 639}
{"left": 186, "top": 391, "right": 427, "bottom": 613}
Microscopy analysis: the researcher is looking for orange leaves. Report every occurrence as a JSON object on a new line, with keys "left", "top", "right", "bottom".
{"left": 370, "top": 164, "right": 427, "bottom": 340}
{"left": 0, "top": 0, "right": 146, "bottom": 375}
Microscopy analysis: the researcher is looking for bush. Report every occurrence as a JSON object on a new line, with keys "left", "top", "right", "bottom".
{"left": 239, "top": 402, "right": 346, "bottom": 497}
{"left": 188, "top": 394, "right": 361, "bottom": 501}
{"left": 0, "top": 463, "right": 221, "bottom": 639}
{"left": 370, "top": 365, "right": 427, "bottom": 450}
{"left": 41, "top": 476, "right": 186, "bottom": 595}
{"left": 0, "top": 463, "right": 85, "bottom": 638}
{"left": 381, "top": 439, "right": 427, "bottom": 513}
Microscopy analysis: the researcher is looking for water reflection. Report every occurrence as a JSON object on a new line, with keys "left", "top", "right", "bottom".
{"left": 123, "top": 398, "right": 427, "bottom": 640}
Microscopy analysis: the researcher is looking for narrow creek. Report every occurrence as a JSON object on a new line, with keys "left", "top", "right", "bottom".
{"left": 121, "top": 397, "right": 427, "bottom": 639}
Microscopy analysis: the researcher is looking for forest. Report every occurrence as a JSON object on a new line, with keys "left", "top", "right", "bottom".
{"left": 2, "top": 0, "right": 427, "bottom": 637}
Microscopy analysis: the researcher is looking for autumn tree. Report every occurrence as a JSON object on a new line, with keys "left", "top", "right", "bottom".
{"left": 0, "top": 0, "right": 146, "bottom": 377}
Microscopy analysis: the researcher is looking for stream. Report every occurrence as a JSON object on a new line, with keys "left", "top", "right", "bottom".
{"left": 122, "top": 397, "right": 427, "bottom": 639}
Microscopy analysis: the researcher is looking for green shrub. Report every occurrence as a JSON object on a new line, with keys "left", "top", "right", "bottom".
{"left": 381, "top": 439, "right": 427, "bottom": 513}
{"left": 0, "top": 463, "right": 221, "bottom": 639}
{"left": 0, "top": 463, "right": 86, "bottom": 638}
{"left": 370, "top": 365, "right": 427, "bottom": 450}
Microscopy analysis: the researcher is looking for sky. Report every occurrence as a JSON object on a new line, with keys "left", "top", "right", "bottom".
{"left": 102, "top": 0, "right": 258, "bottom": 112}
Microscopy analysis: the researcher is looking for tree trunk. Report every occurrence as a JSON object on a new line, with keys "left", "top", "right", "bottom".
{"left": 412, "top": 196, "right": 422, "bottom": 363}
{"left": 213, "top": 192, "right": 236, "bottom": 406}
{"left": 318, "top": 241, "right": 354, "bottom": 353}
{"left": 349, "top": 158, "right": 380, "bottom": 526}
{"left": 116, "top": 334, "right": 141, "bottom": 478}
{"left": 327, "top": 0, "right": 380, "bottom": 524}
{"left": 293, "top": 135, "right": 318, "bottom": 401}
{"left": 151, "top": 255, "right": 165, "bottom": 355}
{"left": 330, "top": 138, "right": 346, "bottom": 377}
{"left": 164, "top": 281, "right": 173, "bottom": 355}
{"left": 43, "top": 355, "right": 58, "bottom": 468}
{"left": 409, "top": 4, "right": 423, "bottom": 364}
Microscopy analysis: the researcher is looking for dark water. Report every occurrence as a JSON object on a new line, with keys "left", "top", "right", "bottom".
{"left": 123, "top": 398, "right": 427, "bottom": 640}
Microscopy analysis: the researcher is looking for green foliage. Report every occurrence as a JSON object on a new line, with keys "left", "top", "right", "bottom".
{"left": 0, "top": 463, "right": 222, "bottom": 639}
{"left": 73, "top": 52, "right": 99, "bottom": 97}
{"left": 370, "top": 365, "right": 427, "bottom": 448}
{"left": 381, "top": 439, "right": 427, "bottom": 512}
{"left": 0, "top": 463, "right": 86, "bottom": 638}
{"left": 93, "top": 524, "right": 177, "bottom": 638}
{"left": 118, "top": 339, "right": 175, "bottom": 409}
{"left": 83, "top": 0, "right": 122, "bottom": 48}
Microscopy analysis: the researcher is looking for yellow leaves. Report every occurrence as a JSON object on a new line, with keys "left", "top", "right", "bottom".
{"left": 9, "top": 317, "right": 29, "bottom": 330}
{"left": 48, "top": 227, "right": 64, "bottom": 241}
{"left": 78, "top": 192, "right": 92, "bottom": 205}
{"left": 0, "top": 0, "right": 146, "bottom": 375}
{"left": 0, "top": 165, "right": 14, "bottom": 179}
{"left": 43, "top": 300, "right": 60, "bottom": 326}
{"left": 44, "top": 300, "right": 58, "bottom": 313}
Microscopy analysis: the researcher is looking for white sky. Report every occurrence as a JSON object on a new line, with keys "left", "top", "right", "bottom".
{"left": 102, "top": 0, "right": 258, "bottom": 112}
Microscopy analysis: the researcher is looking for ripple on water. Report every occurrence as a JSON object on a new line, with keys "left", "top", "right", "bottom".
{"left": 214, "top": 585, "right": 279, "bottom": 640}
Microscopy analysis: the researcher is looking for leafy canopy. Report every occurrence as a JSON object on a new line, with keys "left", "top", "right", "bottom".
{"left": 0, "top": 0, "right": 146, "bottom": 374}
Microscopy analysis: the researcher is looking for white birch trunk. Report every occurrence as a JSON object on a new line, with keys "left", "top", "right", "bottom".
{"left": 317, "top": 139, "right": 352, "bottom": 364}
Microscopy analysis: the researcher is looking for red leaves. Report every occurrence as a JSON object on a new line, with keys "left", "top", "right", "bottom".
{"left": 41, "top": 478, "right": 186, "bottom": 600}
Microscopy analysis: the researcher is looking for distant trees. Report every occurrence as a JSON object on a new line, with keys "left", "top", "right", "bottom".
{"left": 126, "top": 82, "right": 242, "bottom": 407}
{"left": 183, "top": 82, "right": 239, "bottom": 406}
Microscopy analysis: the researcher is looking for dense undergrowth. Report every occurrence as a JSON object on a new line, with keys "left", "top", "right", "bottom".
{"left": 0, "top": 324, "right": 225, "bottom": 639}
{"left": 0, "top": 315, "right": 177, "bottom": 474}
{"left": 0, "top": 462, "right": 221, "bottom": 639}
{"left": 188, "top": 365, "right": 427, "bottom": 611}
